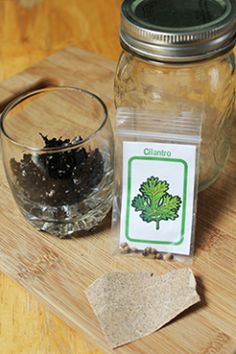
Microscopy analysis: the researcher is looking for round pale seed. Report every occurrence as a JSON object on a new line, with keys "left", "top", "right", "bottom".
{"left": 120, "top": 246, "right": 130, "bottom": 254}
{"left": 150, "top": 248, "right": 158, "bottom": 255}
{"left": 142, "top": 251, "right": 149, "bottom": 257}
{"left": 124, "top": 246, "right": 130, "bottom": 253}
{"left": 120, "top": 242, "right": 128, "bottom": 248}
{"left": 155, "top": 253, "right": 162, "bottom": 259}
{"left": 130, "top": 247, "right": 138, "bottom": 253}
{"left": 163, "top": 253, "right": 173, "bottom": 261}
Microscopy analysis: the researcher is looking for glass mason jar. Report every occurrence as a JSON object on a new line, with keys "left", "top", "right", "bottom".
{"left": 115, "top": 0, "right": 236, "bottom": 191}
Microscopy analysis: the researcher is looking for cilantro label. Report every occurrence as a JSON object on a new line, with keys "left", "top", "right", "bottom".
{"left": 120, "top": 142, "right": 197, "bottom": 255}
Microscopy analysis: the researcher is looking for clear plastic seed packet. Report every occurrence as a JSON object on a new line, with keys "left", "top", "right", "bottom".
{"left": 112, "top": 108, "right": 202, "bottom": 263}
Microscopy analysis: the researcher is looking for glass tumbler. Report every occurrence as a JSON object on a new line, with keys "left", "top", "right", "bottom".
{"left": 1, "top": 87, "right": 114, "bottom": 237}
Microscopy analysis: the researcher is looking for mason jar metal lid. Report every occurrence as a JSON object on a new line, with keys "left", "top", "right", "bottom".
{"left": 120, "top": 0, "right": 236, "bottom": 62}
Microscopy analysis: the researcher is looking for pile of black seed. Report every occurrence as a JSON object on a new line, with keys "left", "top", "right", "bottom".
{"left": 10, "top": 134, "right": 104, "bottom": 206}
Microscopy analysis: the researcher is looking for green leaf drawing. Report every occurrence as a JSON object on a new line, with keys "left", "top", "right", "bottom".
{"left": 132, "top": 176, "right": 182, "bottom": 230}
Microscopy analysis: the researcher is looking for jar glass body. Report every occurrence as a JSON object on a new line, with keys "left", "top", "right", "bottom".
{"left": 114, "top": 50, "right": 235, "bottom": 191}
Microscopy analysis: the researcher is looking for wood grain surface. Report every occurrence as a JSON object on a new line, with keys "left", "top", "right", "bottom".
{"left": 0, "top": 1, "right": 235, "bottom": 354}
{"left": 0, "top": 49, "right": 235, "bottom": 354}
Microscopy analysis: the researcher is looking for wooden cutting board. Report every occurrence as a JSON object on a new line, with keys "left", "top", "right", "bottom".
{"left": 0, "top": 47, "right": 235, "bottom": 354}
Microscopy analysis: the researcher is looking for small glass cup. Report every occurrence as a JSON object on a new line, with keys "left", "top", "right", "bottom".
{"left": 1, "top": 86, "right": 114, "bottom": 237}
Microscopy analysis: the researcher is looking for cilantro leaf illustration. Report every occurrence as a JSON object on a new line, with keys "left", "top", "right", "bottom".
{"left": 132, "top": 176, "right": 181, "bottom": 230}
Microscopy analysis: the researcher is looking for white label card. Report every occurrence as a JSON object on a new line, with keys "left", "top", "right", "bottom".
{"left": 120, "top": 141, "right": 197, "bottom": 255}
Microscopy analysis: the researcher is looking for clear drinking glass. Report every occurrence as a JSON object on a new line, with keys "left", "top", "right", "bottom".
{"left": 1, "top": 87, "right": 114, "bottom": 237}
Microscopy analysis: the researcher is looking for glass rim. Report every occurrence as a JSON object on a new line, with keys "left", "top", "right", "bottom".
{"left": 0, "top": 86, "right": 109, "bottom": 152}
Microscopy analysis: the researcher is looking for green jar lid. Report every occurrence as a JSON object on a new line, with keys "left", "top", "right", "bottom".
{"left": 120, "top": 0, "right": 236, "bottom": 62}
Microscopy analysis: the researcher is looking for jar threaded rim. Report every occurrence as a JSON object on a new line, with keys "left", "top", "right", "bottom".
{"left": 121, "top": 0, "right": 236, "bottom": 62}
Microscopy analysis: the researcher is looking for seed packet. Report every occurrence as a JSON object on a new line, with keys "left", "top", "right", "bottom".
{"left": 112, "top": 108, "right": 202, "bottom": 263}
